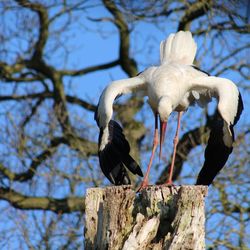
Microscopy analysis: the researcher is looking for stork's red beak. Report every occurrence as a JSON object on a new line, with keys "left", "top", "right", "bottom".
{"left": 159, "top": 121, "right": 167, "bottom": 160}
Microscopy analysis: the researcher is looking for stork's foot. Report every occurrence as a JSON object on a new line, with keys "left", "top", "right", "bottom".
{"left": 136, "top": 180, "right": 149, "bottom": 192}
{"left": 157, "top": 180, "right": 175, "bottom": 188}
{"left": 164, "top": 180, "right": 174, "bottom": 186}
{"left": 159, "top": 181, "right": 178, "bottom": 194}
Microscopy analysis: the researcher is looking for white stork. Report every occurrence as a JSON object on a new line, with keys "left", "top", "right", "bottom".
{"left": 95, "top": 31, "right": 243, "bottom": 188}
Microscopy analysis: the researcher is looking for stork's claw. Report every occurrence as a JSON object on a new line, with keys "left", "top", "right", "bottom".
{"left": 165, "top": 180, "right": 173, "bottom": 186}
{"left": 159, "top": 182, "right": 178, "bottom": 195}
{"left": 136, "top": 180, "right": 149, "bottom": 192}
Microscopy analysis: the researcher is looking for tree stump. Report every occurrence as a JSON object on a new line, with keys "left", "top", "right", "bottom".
{"left": 84, "top": 185, "right": 208, "bottom": 250}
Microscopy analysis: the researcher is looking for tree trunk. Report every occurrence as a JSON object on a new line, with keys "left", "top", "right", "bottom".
{"left": 84, "top": 185, "right": 208, "bottom": 250}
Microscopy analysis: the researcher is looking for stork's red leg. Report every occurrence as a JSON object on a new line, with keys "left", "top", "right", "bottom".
{"left": 165, "top": 111, "right": 183, "bottom": 185}
{"left": 138, "top": 114, "right": 159, "bottom": 191}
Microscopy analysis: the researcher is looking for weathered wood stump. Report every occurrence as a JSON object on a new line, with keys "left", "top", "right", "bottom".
{"left": 84, "top": 185, "right": 208, "bottom": 250}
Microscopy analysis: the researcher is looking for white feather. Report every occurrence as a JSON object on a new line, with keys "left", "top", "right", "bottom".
{"left": 99, "top": 127, "right": 109, "bottom": 151}
{"left": 190, "top": 76, "right": 239, "bottom": 125}
{"left": 160, "top": 33, "right": 174, "bottom": 64}
{"left": 160, "top": 31, "right": 197, "bottom": 65}
{"left": 96, "top": 76, "right": 146, "bottom": 129}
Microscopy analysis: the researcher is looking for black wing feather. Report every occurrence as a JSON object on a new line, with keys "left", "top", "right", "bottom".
{"left": 196, "top": 118, "right": 233, "bottom": 185}
{"left": 100, "top": 146, "right": 130, "bottom": 185}
{"left": 122, "top": 155, "right": 143, "bottom": 176}
{"left": 98, "top": 120, "right": 143, "bottom": 185}
{"left": 233, "top": 92, "right": 243, "bottom": 125}
{"left": 196, "top": 92, "right": 243, "bottom": 185}
{"left": 196, "top": 92, "right": 243, "bottom": 186}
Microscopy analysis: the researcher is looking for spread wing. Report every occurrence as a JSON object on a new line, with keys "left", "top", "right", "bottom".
{"left": 95, "top": 76, "right": 146, "bottom": 185}
{"left": 189, "top": 75, "right": 243, "bottom": 185}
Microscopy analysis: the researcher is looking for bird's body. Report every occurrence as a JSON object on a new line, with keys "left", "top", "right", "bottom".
{"left": 144, "top": 63, "right": 240, "bottom": 127}
{"left": 143, "top": 64, "right": 205, "bottom": 112}
{"left": 95, "top": 31, "right": 243, "bottom": 187}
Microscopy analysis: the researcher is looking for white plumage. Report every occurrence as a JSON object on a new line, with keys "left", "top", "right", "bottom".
{"left": 160, "top": 31, "right": 197, "bottom": 65}
{"left": 95, "top": 31, "right": 243, "bottom": 187}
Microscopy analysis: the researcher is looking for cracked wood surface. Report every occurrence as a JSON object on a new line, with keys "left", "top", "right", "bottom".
{"left": 84, "top": 185, "right": 208, "bottom": 250}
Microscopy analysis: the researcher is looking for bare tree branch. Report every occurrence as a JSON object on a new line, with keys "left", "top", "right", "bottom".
{"left": 0, "top": 92, "right": 96, "bottom": 112}
{"left": 103, "top": 0, "right": 138, "bottom": 77}
{"left": 0, "top": 137, "right": 65, "bottom": 182}
{"left": 59, "top": 59, "right": 120, "bottom": 76}
{"left": 0, "top": 187, "right": 84, "bottom": 214}
{"left": 178, "top": 0, "right": 212, "bottom": 31}
{"left": 207, "top": 44, "right": 250, "bottom": 74}
{"left": 15, "top": 0, "right": 49, "bottom": 59}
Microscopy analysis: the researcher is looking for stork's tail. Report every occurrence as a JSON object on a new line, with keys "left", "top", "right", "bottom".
{"left": 160, "top": 31, "right": 197, "bottom": 65}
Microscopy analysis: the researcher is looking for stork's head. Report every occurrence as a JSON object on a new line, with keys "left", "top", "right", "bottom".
{"left": 158, "top": 96, "right": 172, "bottom": 122}
{"left": 157, "top": 96, "right": 173, "bottom": 159}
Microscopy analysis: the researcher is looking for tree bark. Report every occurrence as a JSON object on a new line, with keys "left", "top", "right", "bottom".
{"left": 84, "top": 185, "right": 208, "bottom": 250}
